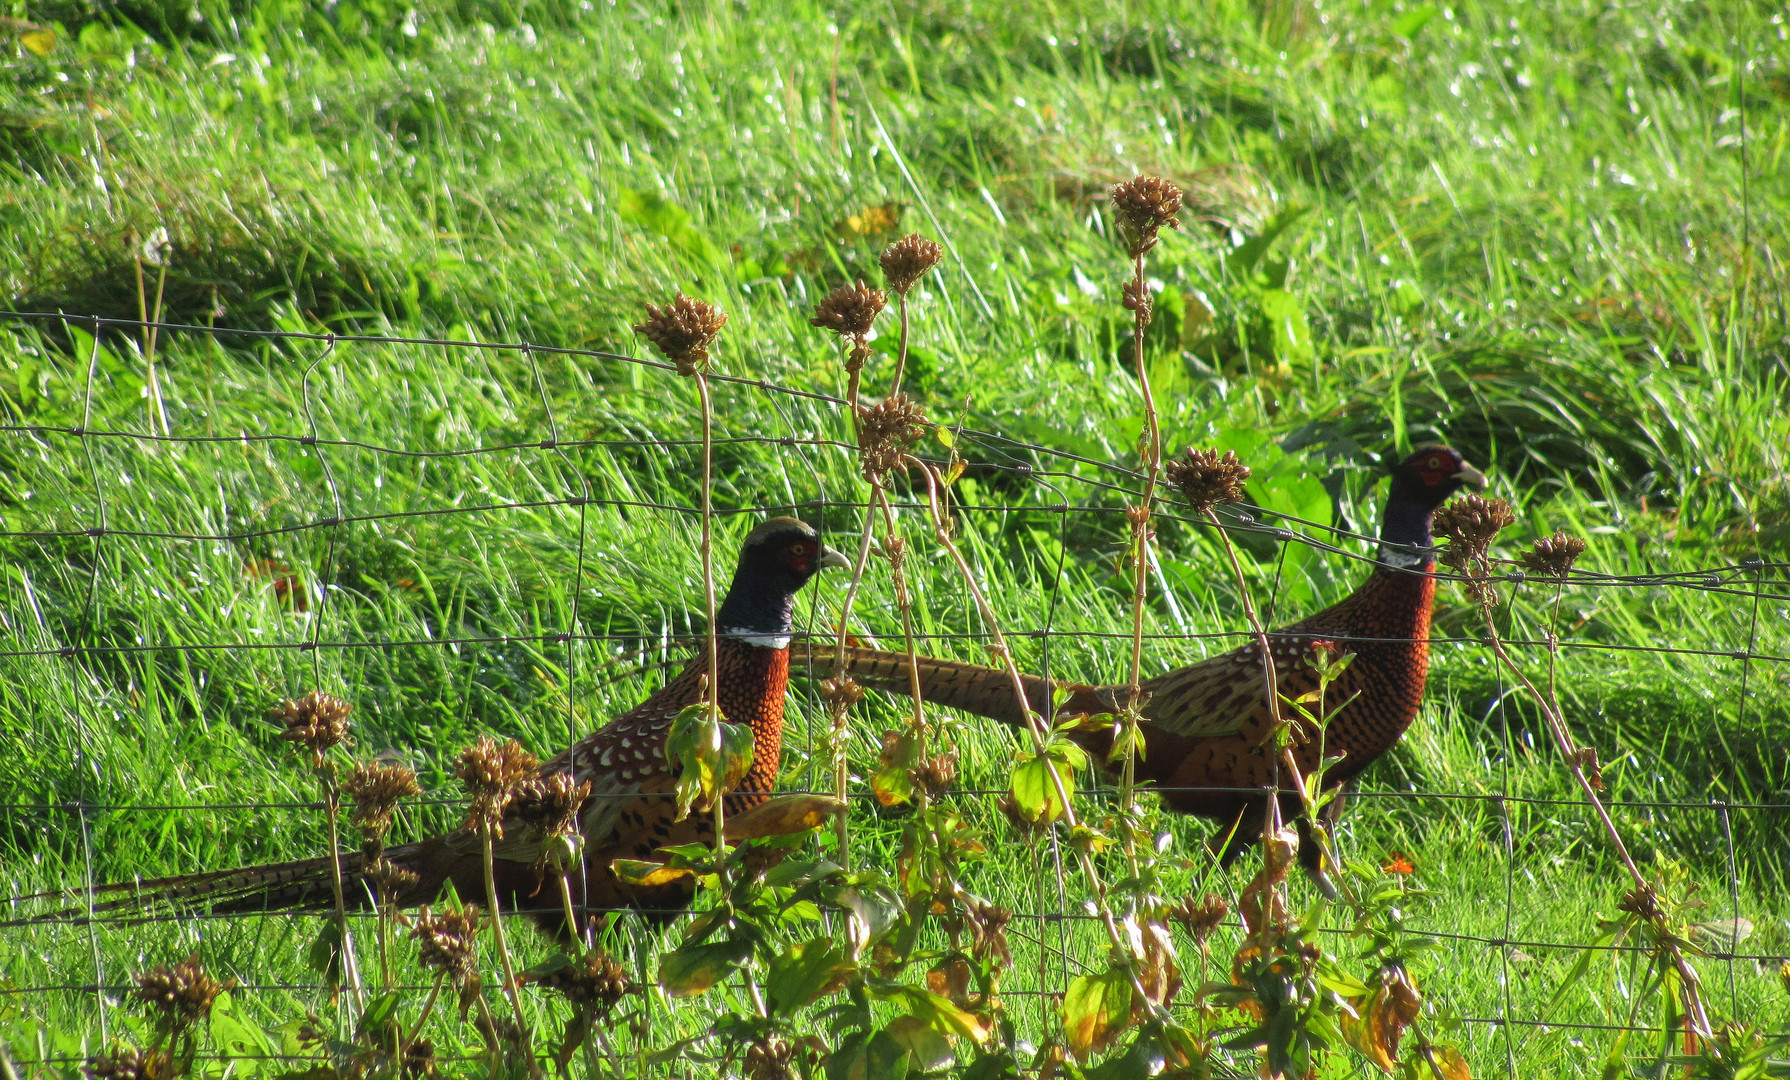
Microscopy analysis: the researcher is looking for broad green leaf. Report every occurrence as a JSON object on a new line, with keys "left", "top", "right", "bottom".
{"left": 825, "top": 1029, "right": 912, "bottom": 1080}
{"left": 211, "top": 992, "right": 275, "bottom": 1068}
{"left": 664, "top": 702, "right": 755, "bottom": 822}
{"left": 885, "top": 1013, "right": 955, "bottom": 1072}
{"left": 658, "top": 936, "right": 752, "bottom": 998}
{"left": 1258, "top": 289, "right": 1314, "bottom": 368}
{"left": 1392, "top": 4, "right": 1438, "bottom": 39}
{"left": 1009, "top": 754, "right": 1070, "bottom": 824}
{"left": 1063, "top": 964, "right": 1136, "bottom": 1061}
{"left": 766, "top": 938, "right": 857, "bottom": 1015}
{"left": 871, "top": 982, "right": 994, "bottom": 1047}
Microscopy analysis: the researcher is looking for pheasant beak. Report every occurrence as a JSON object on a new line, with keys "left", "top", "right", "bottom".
{"left": 817, "top": 546, "right": 851, "bottom": 571}
{"left": 1452, "top": 463, "right": 1488, "bottom": 489}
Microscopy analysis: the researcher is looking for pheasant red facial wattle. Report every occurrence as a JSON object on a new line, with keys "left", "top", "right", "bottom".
{"left": 791, "top": 446, "right": 1486, "bottom": 878}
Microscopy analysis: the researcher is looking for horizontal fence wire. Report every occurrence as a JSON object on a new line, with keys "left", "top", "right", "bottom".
{"left": 0, "top": 312, "right": 1783, "bottom": 1069}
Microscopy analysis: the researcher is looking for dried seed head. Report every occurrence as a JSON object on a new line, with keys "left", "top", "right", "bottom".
{"left": 83, "top": 1048, "right": 153, "bottom": 1080}
{"left": 1169, "top": 893, "right": 1230, "bottom": 946}
{"left": 530, "top": 948, "right": 635, "bottom": 1014}
{"left": 966, "top": 899, "right": 1014, "bottom": 968}
{"left": 366, "top": 857, "right": 420, "bottom": 902}
{"left": 819, "top": 674, "right": 865, "bottom": 713}
{"left": 743, "top": 1035, "right": 812, "bottom": 1080}
{"left": 1121, "top": 278, "right": 1154, "bottom": 326}
{"left": 909, "top": 752, "right": 958, "bottom": 799}
{"left": 855, "top": 393, "right": 928, "bottom": 482}
{"left": 879, "top": 233, "right": 944, "bottom": 295}
{"left": 511, "top": 771, "right": 591, "bottom": 840}
{"left": 1109, "top": 175, "right": 1183, "bottom": 258}
{"left": 633, "top": 292, "right": 727, "bottom": 376}
{"left": 1617, "top": 884, "right": 1664, "bottom": 925}
{"left": 810, "top": 280, "right": 887, "bottom": 340}
{"left": 82, "top": 1048, "right": 150, "bottom": 1080}
{"left": 454, "top": 736, "right": 539, "bottom": 837}
{"left": 133, "top": 954, "right": 225, "bottom": 1033}
{"left": 402, "top": 1038, "right": 438, "bottom": 1079}
{"left": 341, "top": 761, "right": 421, "bottom": 842}
{"left": 1165, "top": 448, "right": 1251, "bottom": 515}
{"left": 270, "top": 691, "right": 352, "bottom": 768}
{"left": 410, "top": 906, "right": 481, "bottom": 985}
{"left": 1431, "top": 494, "right": 1517, "bottom": 570}
{"left": 1520, "top": 531, "right": 1588, "bottom": 580}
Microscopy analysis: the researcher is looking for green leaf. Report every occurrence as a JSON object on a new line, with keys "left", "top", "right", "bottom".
{"left": 1258, "top": 289, "right": 1314, "bottom": 368}
{"left": 658, "top": 936, "right": 753, "bottom": 998}
{"left": 1009, "top": 754, "right": 1070, "bottom": 824}
{"left": 1063, "top": 964, "right": 1136, "bottom": 1061}
{"left": 19, "top": 29, "right": 55, "bottom": 56}
{"left": 1392, "top": 4, "right": 1438, "bottom": 40}
{"left": 825, "top": 1029, "right": 912, "bottom": 1080}
{"left": 870, "top": 982, "right": 994, "bottom": 1046}
{"left": 617, "top": 187, "right": 726, "bottom": 270}
{"left": 211, "top": 992, "right": 276, "bottom": 1068}
{"left": 664, "top": 702, "right": 756, "bottom": 822}
{"left": 885, "top": 1013, "right": 955, "bottom": 1072}
{"left": 766, "top": 938, "right": 858, "bottom": 1015}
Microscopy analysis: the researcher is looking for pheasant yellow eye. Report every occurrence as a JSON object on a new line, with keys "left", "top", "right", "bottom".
{"left": 1426, "top": 456, "right": 1443, "bottom": 470}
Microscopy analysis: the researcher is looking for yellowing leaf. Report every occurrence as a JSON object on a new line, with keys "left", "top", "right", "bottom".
{"left": 20, "top": 29, "right": 55, "bottom": 56}
{"left": 1062, "top": 964, "right": 1135, "bottom": 1061}
{"left": 1425, "top": 1044, "right": 1471, "bottom": 1080}
{"left": 724, "top": 794, "right": 845, "bottom": 840}
{"left": 833, "top": 201, "right": 902, "bottom": 240}
{"left": 609, "top": 859, "right": 698, "bottom": 889}
{"left": 658, "top": 937, "right": 752, "bottom": 998}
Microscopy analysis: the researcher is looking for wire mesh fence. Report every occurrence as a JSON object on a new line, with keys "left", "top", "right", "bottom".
{"left": 0, "top": 311, "right": 1784, "bottom": 1076}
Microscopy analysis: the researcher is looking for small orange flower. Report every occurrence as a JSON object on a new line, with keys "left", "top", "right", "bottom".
{"left": 1384, "top": 851, "right": 1415, "bottom": 875}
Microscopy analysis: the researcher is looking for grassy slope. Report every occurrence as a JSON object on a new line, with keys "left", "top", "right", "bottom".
{"left": 0, "top": 0, "right": 1786, "bottom": 1074}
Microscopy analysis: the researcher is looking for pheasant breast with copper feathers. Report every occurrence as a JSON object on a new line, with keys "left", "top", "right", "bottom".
{"left": 794, "top": 447, "right": 1484, "bottom": 876}
{"left": 39, "top": 518, "right": 846, "bottom": 930}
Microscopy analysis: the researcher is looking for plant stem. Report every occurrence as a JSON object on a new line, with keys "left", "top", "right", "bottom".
{"left": 1119, "top": 250, "right": 1163, "bottom": 866}
{"left": 320, "top": 770, "right": 364, "bottom": 1012}
{"left": 482, "top": 832, "right": 539, "bottom": 1076}
{"left": 694, "top": 372, "right": 727, "bottom": 855}
{"left": 399, "top": 974, "right": 444, "bottom": 1064}
{"left": 912, "top": 459, "right": 1170, "bottom": 1024}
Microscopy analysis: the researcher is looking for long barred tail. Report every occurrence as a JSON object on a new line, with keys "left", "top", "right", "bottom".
{"left": 786, "top": 641, "right": 1119, "bottom": 727}
{"left": 12, "top": 841, "right": 441, "bottom": 926}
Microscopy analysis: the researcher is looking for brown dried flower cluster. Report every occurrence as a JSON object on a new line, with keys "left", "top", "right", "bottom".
{"left": 633, "top": 292, "right": 727, "bottom": 376}
{"left": 341, "top": 761, "right": 421, "bottom": 845}
{"left": 1165, "top": 448, "right": 1251, "bottom": 515}
{"left": 819, "top": 674, "right": 865, "bottom": 712}
{"left": 82, "top": 1048, "right": 154, "bottom": 1080}
{"left": 1520, "top": 531, "right": 1588, "bottom": 580}
{"left": 410, "top": 905, "right": 481, "bottom": 984}
{"left": 965, "top": 898, "right": 1013, "bottom": 968}
{"left": 811, "top": 280, "right": 887, "bottom": 339}
{"left": 512, "top": 771, "right": 592, "bottom": 840}
{"left": 879, "top": 233, "right": 943, "bottom": 295}
{"left": 133, "top": 955, "right": 225, "bottom": 1033}
{"left": 855, "top": 393, "right": 928, "bottom": 481}
{"left": 1121, "top": 278, "right": 1154, "bottom": 326}
{"left": 1432, "top": 495, "right": 1516, "bottom": 570}
{"left": 366, "top": 858, "right": 420, "bottom": 902}
{"left": 1169, "top": 893, "right": 1231, "bottom": 946}
{"left": 1616, "top": 883, "right": 1664, "bottom": 926}
{"left": 1110, "top": 175, "right": 1183, "bottom": 257}
{"left": 744, "top": 1034, "right": 823, "bottom": 1080}
{"left": 454, "top": 736, "right": 539, "bottom": 836}
{"left": 402, "top": 1038, "right": 438, "bottom": 1079}
{"left": 909, "top": 751, "right": 958, "bottom": 799}
{"left": 271, "top": 691, "right": 352, "bottom": 768}
{"left": 530, "top": 948, "right": 634, "bottom": 1013}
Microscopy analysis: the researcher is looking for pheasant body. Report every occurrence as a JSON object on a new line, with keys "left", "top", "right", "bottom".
{"left": 39, "top": 518, "right": 845, "bottom": 929}
{"left": 797, "top": 446, "right": 1483, "bottom": 863}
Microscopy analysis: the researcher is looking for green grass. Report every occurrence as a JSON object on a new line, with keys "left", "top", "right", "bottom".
{"left": 0, "top": 0, "right": 1787, "bottom": 1074}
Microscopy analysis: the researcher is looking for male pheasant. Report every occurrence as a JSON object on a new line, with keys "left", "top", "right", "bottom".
{"left": 45, "top": 517, "right": 846, "bottom": 927}
{"left": 795, "top": 447, "right": 1484, "bottom": 872}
